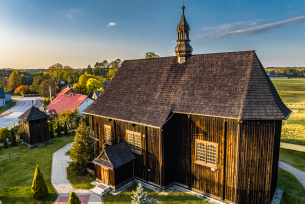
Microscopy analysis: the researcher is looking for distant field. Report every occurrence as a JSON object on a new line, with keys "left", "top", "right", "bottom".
{"left": 272, "top": 79, "right": 305, "bottom": 145}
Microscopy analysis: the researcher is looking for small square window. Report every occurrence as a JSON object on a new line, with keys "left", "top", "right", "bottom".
{"left": 195, "top": 139, "right": 218, "bottom": 168}
{"left": 126, "top": 130, "right": 141, "bottom": 154}
{"left": 104, "top": 125, "right": 111, "bottom": 144}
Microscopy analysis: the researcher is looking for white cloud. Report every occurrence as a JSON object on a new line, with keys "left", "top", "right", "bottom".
{"left": 196, "top": 15, "right": 305, "bottom": 39}
{"left": 106, "top": 22, "right": 117, "bottom": 27}
{"left": 67, "top": 14, "right": 73, "bottom": 19}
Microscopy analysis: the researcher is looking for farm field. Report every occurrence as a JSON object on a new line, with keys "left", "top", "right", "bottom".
{"left": 0, "top": 134, "right": 74, "bottom": 204}
{"left": 272, "top": 79, "right": 305, "bottom": 145}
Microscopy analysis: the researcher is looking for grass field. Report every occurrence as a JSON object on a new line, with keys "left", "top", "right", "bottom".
{"left": 0, "top": 134, "right": 74, "bottom": 204}
{"left": 0, "top": 102, "right": 16, "bottom": 115}
{"left": 271, "top": 79, "right": 305, "bottom": 145}
{"left": 278, "top": 168, "right": 305, "bottom": 204}
{"left": 279, "top": 148, "right": 305, "bottom": 172}
{"left": 103, "top": 183, "right": 212, "bottom": 204}
{"left": 66, "top": 165, "right": 95, "bottom": 189}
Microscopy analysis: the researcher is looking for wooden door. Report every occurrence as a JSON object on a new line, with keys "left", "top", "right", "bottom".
{"left": 100, "top": 168, "right": 109, "bottom": 185}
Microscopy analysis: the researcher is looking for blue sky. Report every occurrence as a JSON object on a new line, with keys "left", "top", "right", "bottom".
{"left": 0, "top": 0, "right": 304, "bottom": 68}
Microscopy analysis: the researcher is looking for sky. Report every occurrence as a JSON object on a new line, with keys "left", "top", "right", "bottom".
{"left": 0, "top": 0, "right": 305, "bottom": 69}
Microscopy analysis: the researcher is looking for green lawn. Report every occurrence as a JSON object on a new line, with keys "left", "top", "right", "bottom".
{"left": 66, "top": 165, "right": 95, "bottom": 189}
{"left": 272, "top": 79, "right": 305, "bottom": 145}
{"left": 103, "top": 183, "right": 212, "bottom": 204}
{"left": 0, "top": 134, "right": 74, "bottom": 204}
{"left": 278, "top": 168, "right": 305, "bottom": 204}
{"left": 0, "top": 102, "right": 16, "bottom": 115}
{"left": 279, "top": 148, "right": 305, "bottom": 172}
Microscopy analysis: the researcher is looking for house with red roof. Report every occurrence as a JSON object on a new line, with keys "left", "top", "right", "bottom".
{"left": 57, "top": 86, "right": 81, "bottom": 97}
{"left": 47, "top": 93, "right": 94, "bottom": 116}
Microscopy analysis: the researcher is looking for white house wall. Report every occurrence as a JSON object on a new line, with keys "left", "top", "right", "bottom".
{"left": 0, "top": 98, "right": 5, "bottom": 107}
{"left": 78, "top": 98, "right": 94, "bottom": 116}
{"left": 5, "top": 94, "right": 11, "bottom": 102}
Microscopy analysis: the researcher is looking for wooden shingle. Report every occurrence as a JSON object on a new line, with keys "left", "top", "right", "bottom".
{"left": 83, "top": 51, "right": 291, "bottom": 127}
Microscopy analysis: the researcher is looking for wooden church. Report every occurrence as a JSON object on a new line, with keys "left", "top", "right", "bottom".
{"left": 83, "top": 5, "right": 291, "bottom": 204}
{"left": 18, "top": 106, "right": 50, "bottom": 146}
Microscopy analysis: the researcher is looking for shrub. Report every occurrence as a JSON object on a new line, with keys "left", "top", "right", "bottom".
{"left": 131, "top": 182, "right": 151, "bottom": 204}
{"left": 4, "top": 138, "right": 8, "bottom": 149}
{"left": 31, "top": 165, "right": 49, "bottom": 200}
{"left": 67, "top": 191, "right": 81, "bottom": 204}
{"left": 10, "top": 129, "right": 17, "bottom": 147}
{"left": 0, "top": 127, "right": 9, "bottom": 143}
{"left": 49, "top": 122, "right": 54, "bottom": 138}
{"left": 64, "top": 122, "right": 68, "bottom": 135}
{"left": 57, "top": 121, "right": 61, "bottom": 137}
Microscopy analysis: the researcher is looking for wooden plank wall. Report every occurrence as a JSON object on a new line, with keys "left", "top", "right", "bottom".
{"left": 237, "top": 120, "right": 279, "bottom": 204}
{"left": 28, "top": 119, "right": 50, "bottom": 144}
{"left": 91, "top": 116, "right": 161, "bottom": 185}
{"left": 163, "top": 114, "right": 238, "bottom": 201}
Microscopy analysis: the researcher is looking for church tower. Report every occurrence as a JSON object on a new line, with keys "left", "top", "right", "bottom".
{"left": 175, "top": 4, "right": 193, "bottom": 63}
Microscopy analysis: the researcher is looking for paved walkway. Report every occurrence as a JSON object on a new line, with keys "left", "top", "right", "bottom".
{"left": 0, "top": 97, "right": 42, "bottom": 128}
{"left": 280, "top": 142, "right": 305, "bottom": 152}
{"left": 279, "top": 161, "right": 305, "bottom": 188}
{"left": 51, "top": 143, "right": 103, "bottom": 204}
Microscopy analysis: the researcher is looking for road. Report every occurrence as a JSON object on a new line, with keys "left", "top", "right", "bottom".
{"left": 0, "top": 97, "right": 43, "bottom": 129}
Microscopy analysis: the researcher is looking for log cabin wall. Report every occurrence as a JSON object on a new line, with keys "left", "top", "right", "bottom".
{"left": 190, "top": 115, "right": 238, "bottom": 201}
{"left": 237, "top": 120, "right": 282, "bottom": 204}
{"left": 90, "top": 115, "right": 161, "bottom": 185}
{"left": 25, "top": 119, "right": 50, "bottom": 145}
{"left": 22, "top": 121, "right": 30, "bottom": 143}
{"left": 163, "top": 114, "right": 238, "bottom": 202}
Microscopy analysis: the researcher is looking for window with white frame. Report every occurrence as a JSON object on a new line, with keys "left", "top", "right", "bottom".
{"left": 195, "top": 139, "right": 218, "bottom": 168}
{"left": 126, "top": 130, "right": 141, "bottom": 154}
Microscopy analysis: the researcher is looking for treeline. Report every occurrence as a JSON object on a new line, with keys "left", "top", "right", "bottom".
{"left": 265, "top": 67, "right": 305, "bottom": 78}
{"left": 0, "top": 59, "right": 122, "bottom": 96}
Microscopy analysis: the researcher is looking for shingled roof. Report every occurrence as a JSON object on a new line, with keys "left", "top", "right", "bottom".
{"left": 18, "top": 106, "right": 50, "bottom": 121}
{"left": 83, "top": 51, "right": 291, "bottom": 127}
{"left": 93, "top": 142, "right": 135, "bottom": 170}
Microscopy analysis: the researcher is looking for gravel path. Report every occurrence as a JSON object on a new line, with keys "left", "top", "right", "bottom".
{"left": 0, "top": 97, "right": 42, "bottom": 128}
{"left": 52, "top": 143, "right": 103, "bottom": 204}
{"left": 279, "top": 161, "right": 305, "bottom": 188}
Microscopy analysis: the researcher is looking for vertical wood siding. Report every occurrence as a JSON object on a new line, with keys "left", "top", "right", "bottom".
{"left": 23, "top": 119, "right": 50, "bottom": 145}
{"left": 237, "top": 120, "right": 282, "bottom": 204}
{"left": 91, "top": 116, "right": 161, "bottom": 185}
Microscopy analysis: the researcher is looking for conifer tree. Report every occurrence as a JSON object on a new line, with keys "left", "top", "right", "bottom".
{"left": 57, "top": 121, "right": 61, "bottom": 137}
{"left": 49, "top": 122, "right": 54, "bottom": 138}
{"left": 69, "top": 118, "right": 94, "bottom": 175}
{"left": 131, "top": 183, "right": 151, "bottom": 204}
{"left": 10, "top": 129, "right": 17, "bottom": 146}
{"left": 64, "top": 122, "right": 68, "bottom": 135}
{"left": 31, "top": 165, "right": 49, "bottom": 200}
{"left": 67, "top": 191, "right": 81, "bottom": 204}
{"left": 3, "top": 138, "right": 8, "bottom": 149}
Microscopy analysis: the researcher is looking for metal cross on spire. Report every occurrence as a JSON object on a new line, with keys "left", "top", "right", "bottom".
{"left": 182, "top": 0, "right": 185, "bottom": 15}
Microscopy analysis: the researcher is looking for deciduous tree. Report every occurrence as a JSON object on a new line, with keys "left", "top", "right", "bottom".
{"left": 57, "top": 108, "right": 78, "bottom": 129}
{"left": 145, "top": 52, "right": 160, "bottom": 59}
{"left": 86, "top": 78, "right": 103, "bottom": 94}
{"left": 14, "top": 85, "right": 29, "bottom": 96}
{"left": 9, "top": 70, "right": 22, "bottom": 91}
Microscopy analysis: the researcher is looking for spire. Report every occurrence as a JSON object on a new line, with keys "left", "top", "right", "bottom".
{"left": 175, "top": 2, "right": 193, "bottom": 64}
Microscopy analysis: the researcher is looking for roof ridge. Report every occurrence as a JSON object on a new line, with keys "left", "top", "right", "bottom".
{"left": 238, "top": 52, "right": 255, "bottom": 120}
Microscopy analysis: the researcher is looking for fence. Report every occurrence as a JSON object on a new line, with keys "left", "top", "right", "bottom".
{"left": 7, "top": 120, "right": 21, "bottom": 130}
